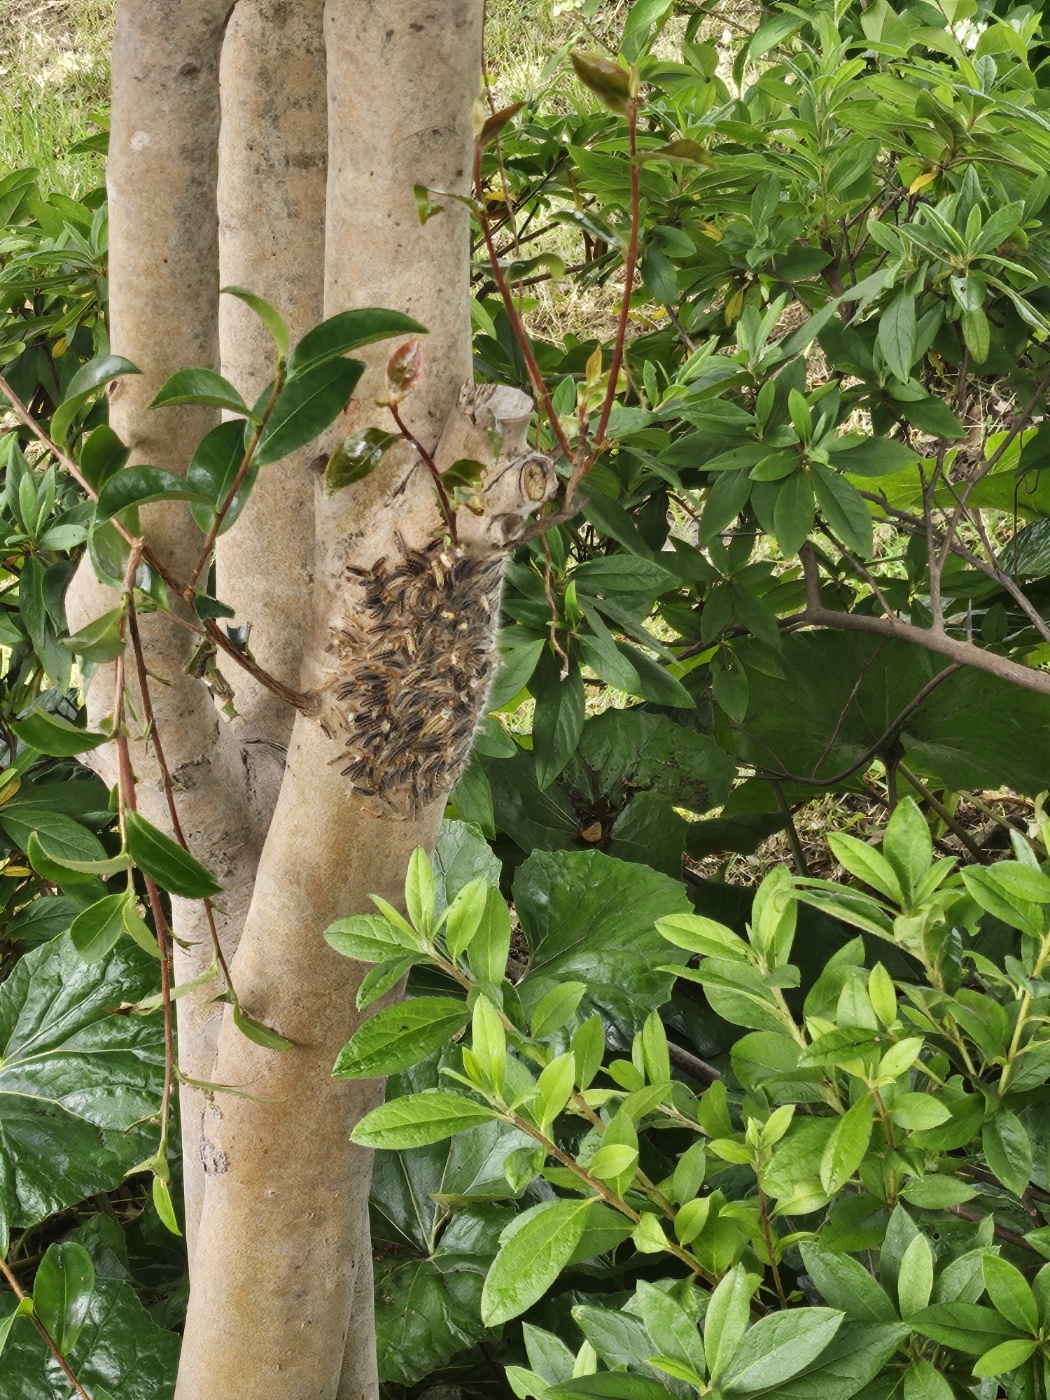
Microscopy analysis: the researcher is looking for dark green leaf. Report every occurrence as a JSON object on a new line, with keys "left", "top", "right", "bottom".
{"left": 126, "top": 811, "right": 222, "bottom": 899}
{"left": 324, "top": 428, "right": 400, "bottom": 494}
{"left": 96, "top": 466, "right": 210, "bottom": 521}
{"left": 253, "top": 357, "right": 364, "bottom": 466}
{"left": 150, "top": 367, "right": 249, "bottom": 415}
{"left": 11, "top": 711, "right": 109, "bottom": 757}
{"left": 33, "top": 1241, "right": 94, "bottom": 1354}
{"left": 287, "top": 309, "right": 426, "bottom": 379}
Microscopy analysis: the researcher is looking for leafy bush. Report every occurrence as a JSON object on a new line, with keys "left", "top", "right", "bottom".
{"left": 336, "top": 808, "right": 1050, "bottom": 1400}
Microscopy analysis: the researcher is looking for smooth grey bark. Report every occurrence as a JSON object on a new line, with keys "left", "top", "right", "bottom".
{"left": 73, "top": 5, "right": 552, "bottom": 1399}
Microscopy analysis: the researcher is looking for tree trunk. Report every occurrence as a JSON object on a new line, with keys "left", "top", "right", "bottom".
{"left": 70, "top": 4, "right": 552, "bottom": 1397}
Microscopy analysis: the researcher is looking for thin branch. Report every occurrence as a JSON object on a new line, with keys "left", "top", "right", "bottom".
{"left": 388, "top": 401, "right": 458, "bottom": 543}
{"left": 799, "top": 545, "right": 1050, "bottom": 700}
{"left": 184, "top": 373, "right": 283, "bottom": 594}
{"left": 896, "top": 761, "right": 987, "bottom": 863}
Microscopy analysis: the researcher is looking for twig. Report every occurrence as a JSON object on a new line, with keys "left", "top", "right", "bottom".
{"left": 388, "top": 401, "right": 458, "bottom": 543}
{"left": 896, "top": 761, "right": 988, "bottom": 863}
{"left": 799, "top": 544, "right": 1050, "bottom": 700}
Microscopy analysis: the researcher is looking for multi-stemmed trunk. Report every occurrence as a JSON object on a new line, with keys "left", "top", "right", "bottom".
{"left": 64, "top": 5, "right": 545, "bottom": 1397}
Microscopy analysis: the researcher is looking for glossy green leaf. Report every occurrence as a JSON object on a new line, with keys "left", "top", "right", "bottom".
{"left": 186, "top": 419, "right": 256, "bottom": 535}
{"left": 324, "top": 427, "right": 400, "bottom": 494}
{"left": 0, "top": 936, "right": 164, "bottom": 1232}
{"left": 221, "top": 285, "right": 289, "bottom": 357}
{"left": 287, "top": 309, "right": 426, "bottom": 379}
{"left": 125, "top": 811, "right": 222, "bottom": 899}
{"left": 96, "top": 465, "right": 210, "bottom": 521}
{"left": 150, "top": 367, "right": 250, "bottom": 415}
{"left": 33, "top": 1241, "right": 94, "bottom": 1354}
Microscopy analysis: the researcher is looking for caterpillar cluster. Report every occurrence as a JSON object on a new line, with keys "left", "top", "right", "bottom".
{"left": 318, "top": 538, "right": 503, "bottom": 819}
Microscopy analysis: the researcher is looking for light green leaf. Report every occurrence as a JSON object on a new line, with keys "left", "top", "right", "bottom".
{"left": 482, "top": 1199, "right": 597, "bottom": 1325}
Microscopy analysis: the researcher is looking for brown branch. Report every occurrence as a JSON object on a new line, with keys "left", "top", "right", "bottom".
{"left": 799, "top": 544, "right": 1050, "bottom": 700}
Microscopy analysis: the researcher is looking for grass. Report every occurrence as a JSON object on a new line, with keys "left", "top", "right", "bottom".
{"left": 0, "top": 0, "right": 112, "bottom": 194}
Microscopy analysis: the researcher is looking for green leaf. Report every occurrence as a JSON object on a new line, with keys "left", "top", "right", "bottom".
{"left": 827, "top": 832, "right": 902, "bottom": 902}
{"left": 635, "top": 1279, "right": 706, "bottom": 1379}
{"left": 0, "top": 1219, "right": 179, "bottom": 1400}
{"left": 800, "top": 1244, "right": 898, "bottom": 1322}
{"left": 881, "top": 797, "right": 931, "bottom": 905}
{"left": 324, "top": 427, "right": 400, "bottom": 494}
{"left": 810, "top": 463, "right": 873, "bottom": 556}
{"left": 878, "top": 294, "right": 917, "bottom": 382}
{"left": 770, "top": 1321, "right": 909, "bottom": 1400}
{"left": 481, "top": 1198, "right": 597, "bottom": 1326}
{"left": 0, "top": 935, "right": 164, "bottom": 1232}
{"left": 772, "top": 470, "right": 814, "bottom": 556}
{"left": 325, "top": 912, "right": 421, "bottom": 963}
{"left": 151, "top": 1174, "right": 181, "bottom": 1236}
{"left": 352, "top": 1089, "right": 497, "bottom": 1148}
{"left": 221, "top": 285, "right": 289, "bottom": 356}
{"left": 468, "top": 887, "right": 513, "bottom": 987}
{"left": 126, "top": 811, "right": 222, "bottom": 899}
{"left": 186, "top": 420, "right": 256, "bottom": 536}
{"left": 620, "top": 0, "right": 675, "bottom": 61}
{"left": 356, "top": 955, "right": 416, "bottom": 1011}
{"left": 722, "top": 1310, "right": 844, "bottom": 1393}
{"left": 332, "top": 996, "right": 469, "bottom": 1079}
{"left": 820, "top": 1096, "right": 874, "bottom": 1195}
{"left": 827, "top": 437, "right": 919, "bottom": 476}
{"left": 962, "top": 307, "right": 991, "bottom": 363}
{"left": 404, "top": 847, "right": 436, "bottom": 935}
{"left": 705, "top": 1264, "right": 752, "bottom": 1380}
{"left": 547, "top": 1378, "right": 673, "bottom": 1400}
{"left": 33, "top": 1241, "right": 94, "bottom": 1354}
{"left": 982, "top": 1255, "right": 1038, "bottom": 1334}
{"left": 910, "top": 1303, "right": 1017, "bottom": 1354}
{"left": 531, "top": 653, "right": 585, "bottom": 790}
{"left": 20, "top": 820, "right": 109, "bottom": 887}
{"left": 514, "top": 849, "right": 691, "bottom": 1037}
{"left": 95, "top": 465, "right": 210, "bottom": 521}
{"left": 70, "top": 894, "right": 130, "bottom": 964}
{"left": 11, "top": 711, "right": 109, "bottom": 757}
{"left": 254, "top": 358, "right": 364, "bottom": 466}
{"left": 530, "top": 982, "right": 587, "bottom": 1039}
{"left": 150, "top": 367, "right": 249, "bottom": 415}
{"left": 287, "top": 309, "right": 426, "bottom": 379}
{"left": 972, "top": 1338, "right": 1038, "bottom": 1378}
{"left": 61, "top": 606, "right": 125, "bottom": 663}
{"left": 232, "top": 1000, "right": 294, "bottom": 1051}
{"left": 983, "top": 1110, "right": 1033, "bottom": 1197}
{"left": 50, "top": 356, "right": 140, "bottom": 445}
{"left": 898, "top": 1235, "right": 934, "bottom": 1317}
